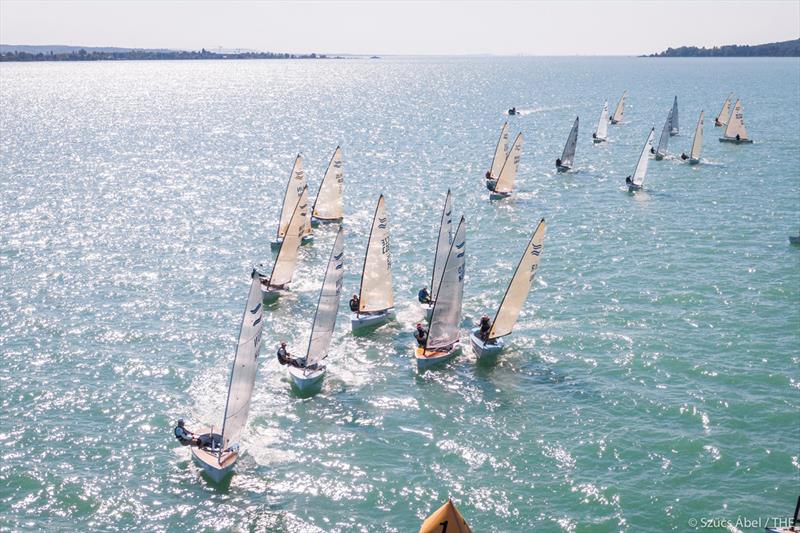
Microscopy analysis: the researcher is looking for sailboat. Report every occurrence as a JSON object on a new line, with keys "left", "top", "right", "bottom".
{"left": 288, "top": 226, "right": 345, "bottom": 392}
{"left": 670, "top": 95, "right": 679, "bottom": 136}
{"left": 190, "top": 274, "right": 264, "bottom": 483}
{"left": 626, "top": 128, "right": 655, "bottom": 192}
{"left": 311, "top": 146, "right": 344, "bottom": 225}
{"left": 419, "top": 499, "right": 472, "bottom": 533}
{"left": 593, "top": 102, "right": 609, "bottom": 143}
{"left": 272, "top": 155, "right": 312, "bottom": 250}
{"left": 485, "top": 123, "right": 509, "bottom": 191}
{"left": 556, "top": 117, "right": 579, "bottom": 172}
{"left": 681, "top": 111, "right": 704, "bottom": 164}
{"left": 257, "top": 187, "right": 307, "bottom": 303}
{"left": 489, "top": 133, "right": 523, "bottom": 200}
{"left": 714, "top": 93, "right": 733, "bottom": 127}
{"left": 470, "top": 219, "right": 545, "bottom": 360}
{"left": 719, "top": 99, "right": 753, "bottom": 143}
{"left": 422, "top": 189, "right": 453, "bottom": 322}
{"left": 352, "top": 195, "right": 395, "bottom": 332}
{"left": 415, "top": 216, "right": 466, "bottom": 370}
{"left": 766, "top": 495, "right": 800, "bottom": 532}
{"left": 654, "top": 108, "right": 672, "bottom": 160}
{"left": 610, "top": 90, "right": 627, "bottom": 124}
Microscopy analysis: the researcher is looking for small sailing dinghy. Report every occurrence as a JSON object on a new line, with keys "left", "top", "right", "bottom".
{"left": 485, "top": 122, "right": 509, "bottom": 191}
{"left": 610, "top": 90, "right": 627, "bottom": 124}
{"left": 258, "top": 188, "right": 307, "bottom": 303}
{"left": 681, "top": 111, "right": 704, "bottom": 164}
{"left": 415, "top": 216, "right": 466, "bottom": 370}
{"left": 556, "top": 117, "right": 579, "bottom": 172}
{"left": 626, "top": 128, "right": 655, "bottom": 192}
{"left": 714, "top": 93, "right": 733, "bottom": 127}
{"left": 288, "top": 226, "right": 345, "bottom": 392}
{"left": 670, "top": 95, "right": 679, "bottom": 136}
{"left": 352, "top": 195, "right": 395, "bottom": 332}
{"left": 765, "top": 495, "right": 800, "bottom": 532}
{"left": 311, "top": 146, "right": 344, "bottom": 225}
{"left": 190, "top": 274, "right": 264, "bottom": 483}
{"left": 719, "top": 99, "right": 753, "bottom": 143}
{"left": 272, "top": 154, "right": 312, "bottom": 250}
{"left": 470, "top": 219, "right": 545, "bottom": 360}
{"left": 419, "top": 499, "right": 472, "bottom": 533}
{"left": 593, "top": 102, "right": 609, "bottom": 143}
{"left": 654, "top": 108, "right": 673, "bottom": 160}
{"left": 421, "top": 189, "right": 453, "bottom": 322}
{"left": 489, "top": 133, "right": 523, "bottom": 200}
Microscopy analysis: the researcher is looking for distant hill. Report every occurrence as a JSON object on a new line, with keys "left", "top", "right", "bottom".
{"left": 648, "top": 38, "right": 800, "bottom": 57}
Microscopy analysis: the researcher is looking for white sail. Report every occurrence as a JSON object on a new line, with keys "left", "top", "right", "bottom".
{"left": 220, "top": 275, "right": 264, "bottom": 451}
{"left": 690, "top": 111, "right": 704, "bottom": 160}
{"left": 494, "top": 133, "right": 523, "bottom": 194}
{"left": 595, "top": 102, "right": 609, "bottom": 140}
{"left": 612, "top": 90, "right": 627, "bottom": 122}
{"left": 267, "top": 187, "right": 307, "bottom": 287}
{"left": 430, "top": 189, "right": 453, "bottom": 302}
{"left": 312, "top": 146, "right": 344, "bottom": 221}
{"left": 489, "top": 123, "right": 510, "bottom": 178}
{"left": 427, "top": 217, "right": 466, "bottom": 351}
{"left": 358, "top": 195, "right": 394, "bottom": 312}
{"left": 716, "top": 93, "right": 733, "bottom": 125}
{"left": 560, "top": 117, "right": 579, "bottom": 167}
{"left": 277, "top": 155, "right": 306, "bottom": 239}
{"left": 656, "top": 109, "right": 672, "bottom": 157}
{"left": 489, "top": 219, "right": 546, "bottom": 339}
{"left": 631, "top": 128, "right": 655, "bottom": 186}
{"left": 670, "top": 96, "right": 679, "bottom": 135}
{"left": 723, "top": 99, "right": 749, "bottom": 140}
{"left": 305, "top": 227, "right": 345, "bottom": 367}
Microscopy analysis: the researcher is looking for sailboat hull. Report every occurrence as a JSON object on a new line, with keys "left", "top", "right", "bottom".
{"left": 260, "top": 285, "right": 286, "bottom": 303}
{"left": 311, "top": 216, "right": 343, "bottom": 227}
{"left": 415, "top": 343, "right": 461, "bottom": 370}
{"left": 628, "top": 183, "right": 642, "bottom": 193}
{"left": 789, "top": 236, "right": 800, "bottom": 245}
{"left": 271, "top": 235, "right": 313, "bottom": 250}
{"left": 689, "top": 158, "right": 700, "bottom": 165}
{"left": 351, "top": 309, "right": 395, "bottom": 332}
{"left": 719, "top": 137, "right": 753, "bottom": 144}
{"left": 489, "top": 191, "right": 511, "bottom": 201}
{"left": 556, "top": 164, "right": 570, "bottom": 173}
{"left": 190, "top": 438, "right": 238, "bottom": 483}
{"left": 469, "top": 329, "right": 504, "bottom": 360}
{"left": 610, "top": 118, "right": 621, "bottom": 125}
{"left": 714, "top": 119, "right": 724, "bottom": 127}
{"left": 485, "top": 179, "right": 497, "bottom": 191}
{"left": 654, "top": 153, "right": 665, "bottom": 161}
{"left": 592, "top": 138, "right": 607, "bottom": 144}
{"left": 288, "top": 366, "right": 325, "bottom": 392}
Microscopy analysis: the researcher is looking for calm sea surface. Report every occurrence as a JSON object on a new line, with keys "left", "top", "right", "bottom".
{"left": 1, "top": 57, "right": 798, "bottom": 532}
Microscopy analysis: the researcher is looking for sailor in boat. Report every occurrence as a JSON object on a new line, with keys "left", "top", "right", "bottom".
{"left": 276, "top": 341, "right": 307, "bottom": 369}
{"left": 478, "top": 315, "right": 492, "bottom": 341}
{"left": 625, "top": 176, "right": 633, "bottom": 186}
{"left": 592, "top": 132, "right": 597, "bottom": 140}
{"left": 174, "top": 419, "right": 201, "bottom": 447}
{"left": 508, "top": 107, "right": 516, "bottom": 116}
{"left": 414, "top": 323, "right": 428, "bottom": 347}
{"left": 680, "top": 153, "right": 689, "bottom": 160}
{"left": 418, "top": 286, "right": 431, "bottom": 304}
{"left": 349, "top": 294, "right": 360, "bottom": 312}
{"left": 735, "top": 134, "right": 741, "bottom": 142}
{"left": 555, "top": 158, "right": 562, "bottom": 169}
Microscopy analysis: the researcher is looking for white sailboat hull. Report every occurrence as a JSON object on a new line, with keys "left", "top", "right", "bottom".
{"left": 288, "top": 365, "right": 326, "bottom": 391}
{"left": 190, "top": 437, "right": 238, "bottom": 483}
{"left": 351, "top": 309, "right": 395, "bottom": 332}
{"left": 415, "top": 343, "right": 461, "bottom": 370}
{"left": 311, "top": 215, "right": 342, "bottom": 227}
{"left": 469, "top": 329, "right": 504, "bottom": 360}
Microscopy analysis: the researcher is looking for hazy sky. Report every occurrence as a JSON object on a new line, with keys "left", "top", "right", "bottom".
{"left": 1, "top": 0, "right": 798, "bottom": 56}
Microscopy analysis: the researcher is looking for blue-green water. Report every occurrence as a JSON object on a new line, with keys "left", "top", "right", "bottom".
{"left": 1, "top": 57, "right": 798, "bottom": 532}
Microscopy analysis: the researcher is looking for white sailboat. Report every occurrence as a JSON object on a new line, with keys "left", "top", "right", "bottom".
{"left": 272, "top": 155, "right": 312, "bottom": 249}
{"left": 681, "top": 111, "right": 704, "bottom": 164}
{"left": 593, "top": 102, "right": 609, "bottom": 143}
{"left": 610, "top": 90, "right": 627, "bottom": 124}
{"left": 288, "top": 227, "right": 346, "bottom": 392}
{"left": 470, "top": 219, "right": 545, "bottom": 360}
{"left": 415, "top": 216, "right": 466, "bottom": 370}
{"left": 257, "top": 187, "right": 307, "bottom": 303}
{"left": 556, "top": 117, "right": 579, "bottom": 172}
{"left": 719, "top": 99, "right": 753, "bottom": 144}
{"left": 714, "top": 93, "right": 733, "bottom": 127}
{"left": 626, "top": 128, "right": 655, "bottom": 192}
{"left": 352, "top": 195, "right": 395, "bottom": 332}
{"left": 191, "top": 275, "right": 264, "bottom": 483}
{"left": 485, "top": 123, "right": 509, "bottom": 191}
{"left": 490, "top": 133, "right": 523, "bottom": 200}
{"left": 670, "top": 96, "right": 679, "bottom": 136}
{"left": 422, "top": 189, "right": 453, "bottom": 322}
{"left": 311, "top": 146, "right": 344, "bottom": 224}
{"left": 654, "top": 108, "right": 672, "bottom": 160}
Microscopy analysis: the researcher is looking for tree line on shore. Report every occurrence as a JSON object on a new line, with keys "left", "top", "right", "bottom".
{"left": 0, "top": 48, "right": 329, "bottom": 62}
{"left": 648, "top": 38, "right": 800, "bottom": 57}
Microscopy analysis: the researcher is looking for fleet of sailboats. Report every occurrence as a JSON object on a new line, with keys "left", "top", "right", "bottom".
{"left": 556, "top": 117, "right": 579, "bottom": 172}
{"left": 352, "top": 195, "right": 395, "bottom": 332}
{"left": 682, "top": 111, "right": 704, "bottom": 164}
{"left": 714, "top": 93, "right": 733, "bottom": 127}
{"left": 258, "top": 188, "right": 307, "bottom": 302}
{"left": 626, "top": 128, "right": 655, "bottom": 192}
{"left": 272, "top": 154, "right": 312, "bottom": 250}
{"left": 610, "top": 90, "right": 627, "bottom": 124}
{"left": 311, "top": 146, "right": 344, "bottom": 224}
{"left": 490, "top": 133, "right": 523, "bottom": 200}
{"left": 593, "top": 102, "right": 609, "bottom": 143}
{"left": 654, "top": 108, "right": 673, "bottom": 160}
{"left": 719, "top": 99, "right": 753, "bottom": 143}
{"left": 670, "top": 95, "right": 679, "bottom": 136}
{"left": 422, "top": 189, "right": 453, "bottom": 322}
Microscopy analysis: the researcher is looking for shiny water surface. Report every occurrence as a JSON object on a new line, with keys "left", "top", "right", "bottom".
{"left": 1, "top": 57, "right": 798, "bottom": 532}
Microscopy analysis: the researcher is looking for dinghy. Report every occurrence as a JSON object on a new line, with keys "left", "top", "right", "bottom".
{"left": 421, "top": 189, "right": 453, "bottom": 322}
{"left": 288, "top": 227, "right": 345, "bottom": 392}
{"left": 485, "top": 123, "right": 509, "bottom": 191}
{"left": 610, "top": 90, "right": 627, "bottom": 124}
{"left": 765, "top": 495, "right": 800, "bottom": 532}
{"left": 272, "top": 155, "right": 312, "bottom": 250}
{"left": 714, "top": 93, "right": 733, "bottom": 127}
{"left": 419, "top": 498, "right": 472, "bottom": 533}
{"left": 352, "top": 195, "right": 395, "bottom": 332}
{"left": 790, "top": 232, "right": 800, "bottom": 245}
{"left": 311, "top": 146, "right": 344, "bottom": 224}
{"left": 670, "top": 95, "right": 679, "bottom": 136}
{"left": 626, "top": 128, "right": 655, "bottom": 192}
{"left": 489, "top": 133, "right": 522, "bottom": 200}
{"left": 719, "top": 99, "right": 753, "bottom": 143}
{"left": 654, "top": 108, "right": 672, "bottom": 160}
{"left": 258, "top": 188, "right": 307, "bottom": 303}
{"left": 556, "top": 117, "right": 578, "bottom": 172}
{"left": 415, "top": 216, "right": 466, "bottom": 370}
{"left": 190, "top": 275, "right": 264, "bottom": 483}
{"left": 681, "top": 111, "right": 704, "bottom": 164}
{"left": 593, "top": 102, "right": 609, "bottom": 143}
{"left": 470, "top": 219, "right": 545, "bottom": 361}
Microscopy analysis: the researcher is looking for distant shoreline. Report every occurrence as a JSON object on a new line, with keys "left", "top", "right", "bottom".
{"left": 0, "top": 47, "right": 333, "bottom": 62}
{"left": 646, "top": 38, "right": 799, "bottom": 57}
